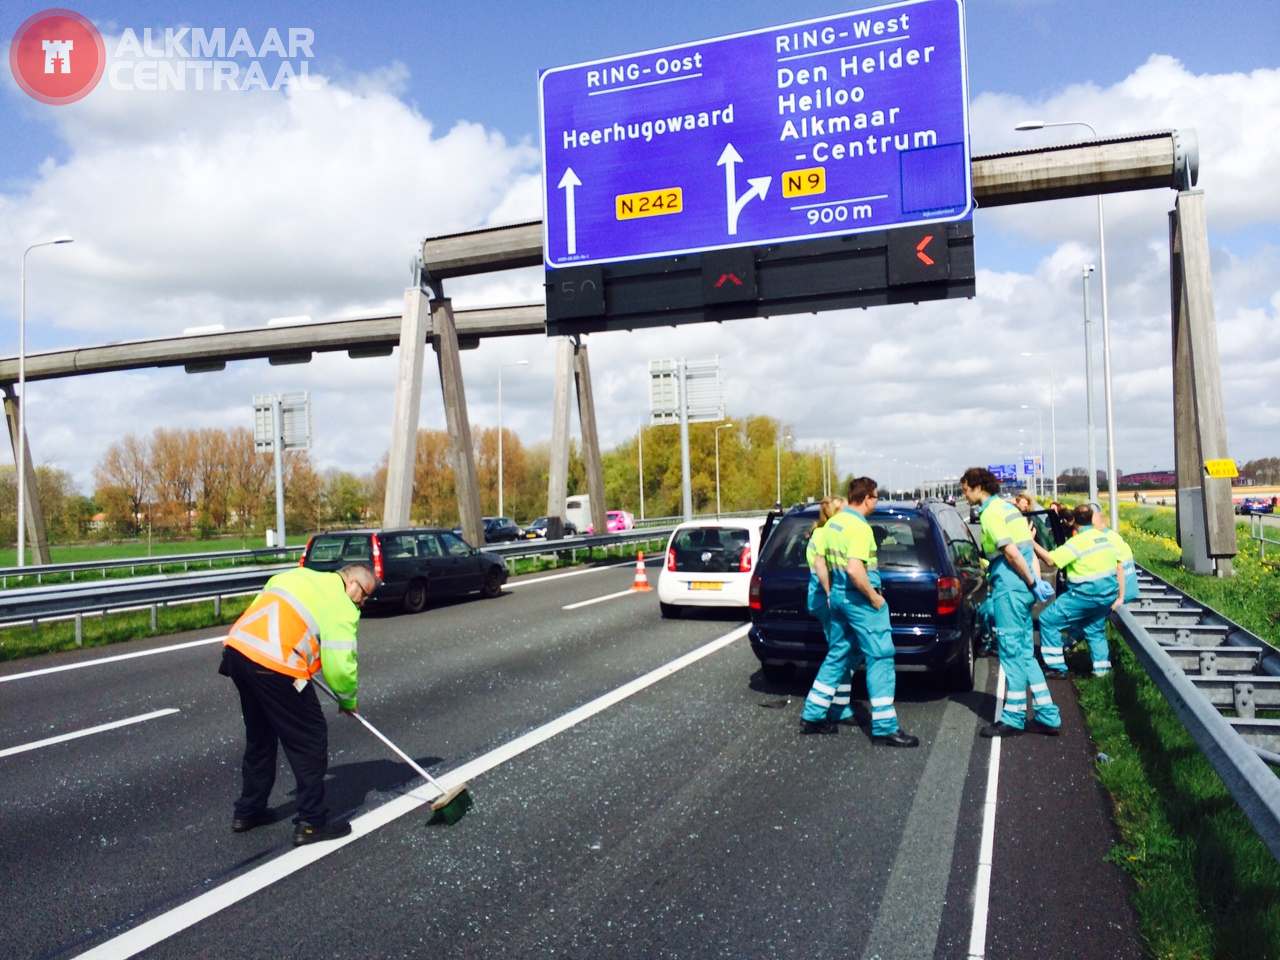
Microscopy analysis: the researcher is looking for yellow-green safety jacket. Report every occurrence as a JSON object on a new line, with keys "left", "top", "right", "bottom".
{"left": 1046, "top": 526, "right": 1121, "bottom": 585}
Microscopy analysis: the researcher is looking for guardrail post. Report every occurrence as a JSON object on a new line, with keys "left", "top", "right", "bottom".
{"left": 74, "top": 613, "right": 83, "bottom": 647}
{"left": 214, "top": 595, "right": 222, "bottom": 618}
{"left": 150, "top": 604, "right": 157, "bottom": 633}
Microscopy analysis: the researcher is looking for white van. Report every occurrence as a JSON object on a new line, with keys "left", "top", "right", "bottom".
{"left": 564, "top": 495, "right": 591, "bottom": 535}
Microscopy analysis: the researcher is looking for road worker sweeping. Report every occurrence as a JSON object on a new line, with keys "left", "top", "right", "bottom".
{"left": 219, "top": 563, "right": 375, "bottom": 845}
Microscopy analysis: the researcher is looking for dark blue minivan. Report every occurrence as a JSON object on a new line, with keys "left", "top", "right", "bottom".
{"left": 748, "top": 501, "right": 987, "bottom": 691}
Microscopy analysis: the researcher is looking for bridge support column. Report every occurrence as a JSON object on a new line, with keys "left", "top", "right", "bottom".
{"left": 573, "top": 343, "right": 609, "bottom": 537}
{"left": 382, "top": 286, "right": 429, "bottom": 529}
{"left": 2, "top": 387, "right": 51, "bottom": 564}
{"left": 545, "top": 339, "right": 574, "bottom": 540}
{"left": 433, "top": 297, "right": 484, "bottom": 549}
{"left": 1170, "top": 189, "right": 1235, "bottom": 576}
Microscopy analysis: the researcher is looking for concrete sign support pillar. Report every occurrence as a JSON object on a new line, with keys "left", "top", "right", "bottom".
{"left": 573, "top": 342, "right": 608, "bottom": 537}
{"left": 2, "top": 388, "right": 50, "bottom": 564}
{"left": 546, "top": 339, "right": 574, "bottom": 539}
{"left": 1170, "top": 190, "right": 1236, "bottom": 576}
{"left": 433, "top": 297, "right": 484, "bottom": 549}
{"left": 383, "top": 286, "right": 430, "bottom": 528}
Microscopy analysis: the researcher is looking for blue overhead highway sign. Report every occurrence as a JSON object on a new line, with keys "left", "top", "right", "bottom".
{"left": 539, "top": 0, "right": 971, "bottom": 269}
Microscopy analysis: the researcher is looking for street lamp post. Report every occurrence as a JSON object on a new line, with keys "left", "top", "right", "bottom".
{"left": 775, "top": 429, "right": 792, "bottom": 510}
{"left": 17, "top": 236, "right": 73, "bottom": 568}
{"left": 1016, "top": 119, "right": 1118, "bottom": 528}
{"left": 637, "top": 425, "right": 645, "bottom": 521}
{"left": 496, "top": 359, "right": 529, "bottom": 519}
{"left": 1081, "top": 264, "right": 1099, "bottom": 504}
{"left": 714, "top": 422, "right": 734, "bottom": 517}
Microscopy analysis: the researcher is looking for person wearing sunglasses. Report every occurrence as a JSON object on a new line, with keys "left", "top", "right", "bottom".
{"left": 220, "top": 562, "right": 379, "bottom": 845}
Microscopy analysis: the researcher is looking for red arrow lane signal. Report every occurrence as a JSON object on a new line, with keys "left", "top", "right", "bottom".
{"left": 714, "top": 272, "right": 744, "bottom": 288}
{"left": 915, "top": 235, "right": 936, "bottom": 266}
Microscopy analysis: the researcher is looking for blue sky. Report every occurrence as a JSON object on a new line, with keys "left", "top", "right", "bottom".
{"left": 4, "top": 0, "right": 1278, "bottom": 180}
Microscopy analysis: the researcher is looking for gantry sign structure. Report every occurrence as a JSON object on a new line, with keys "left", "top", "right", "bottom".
{"left": 538, "top": 0, "right": 976, "bottom": 334}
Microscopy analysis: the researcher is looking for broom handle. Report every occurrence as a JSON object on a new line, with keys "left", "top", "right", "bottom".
{"left": 313, "top": 678, "right": 446, "bottom": 793}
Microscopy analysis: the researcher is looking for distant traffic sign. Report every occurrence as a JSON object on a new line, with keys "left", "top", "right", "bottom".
{"left": 539, "top": 0, "right": 970, "bottom": 269}
{"left": 989, "top": 463, "right": 1018, "bottom": 483}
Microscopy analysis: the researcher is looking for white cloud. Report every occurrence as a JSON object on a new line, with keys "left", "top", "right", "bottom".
{"left": 0, "top": 51, "right": 1277, "bottom": 500}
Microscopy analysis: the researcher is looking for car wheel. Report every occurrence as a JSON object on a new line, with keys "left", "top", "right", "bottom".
{"left": 761, "top": 662, "right": 791, "bottom": 683}
{"left": 943, "top": 631, "right": 976, "bottom": 692}
{"left": 402, "top": 579, "right": 428, "bottom": 614}
{"left": 659, "top": 602, "right": 682, "bottom": 619}
{"left": 482, "top": 568, "right": 504, "bottom": 598}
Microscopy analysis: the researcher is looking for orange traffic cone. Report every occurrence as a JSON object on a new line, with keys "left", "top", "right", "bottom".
{"left": 631, "top": 551, "right": 652, "bottom": 592}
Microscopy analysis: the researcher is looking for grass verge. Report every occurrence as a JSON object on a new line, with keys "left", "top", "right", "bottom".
{"left": 0, "top": 537, "right": 668, "bottom": 664}
{"left": 1068, "top": 509, "right": 1280, "bottom": 959}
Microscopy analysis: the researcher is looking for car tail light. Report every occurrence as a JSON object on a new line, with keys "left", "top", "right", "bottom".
{"left": 749, "top": 574, "right": 763, "bottom": 611}
{"left": 937, "top": 576, "right": 961, "bottom": 616}
{"left": 739, "top": 545, "right": 753, "bottom": 573}
{"left": 371, "top": 533, "right": 384, "bottom": 582}
{"left": 299, "top": 535, "right": 313, "bottom": 566}
{"left": 666, "top": 548, "right": 677, "bottom": 572}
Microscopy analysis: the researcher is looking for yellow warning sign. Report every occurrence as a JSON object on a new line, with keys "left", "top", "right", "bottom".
{"left": 1203, "top": 458, "right": 1239, "bottom": 479}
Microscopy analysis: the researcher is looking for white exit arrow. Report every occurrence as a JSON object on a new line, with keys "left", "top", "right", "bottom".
{"left": 717, "top": 143, "right": 771, "bottom": 236}
{"left": 557, "top": 167, "right": 582, "bottom": 256}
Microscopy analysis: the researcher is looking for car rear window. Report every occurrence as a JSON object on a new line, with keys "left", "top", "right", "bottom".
{"left": 308, "top": 534, "right": 370, "bottom": 562}
{"left": 759, "top": 514, "right": 937, "bottom": 571}
{"left": 670, "top": 526, "right": 751, "bottom": 573}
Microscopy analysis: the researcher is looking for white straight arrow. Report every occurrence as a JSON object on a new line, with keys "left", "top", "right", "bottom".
{"left": 558, "top": 167, "right": 581, "bottom": 256}
{"left": 717, "top": 143, "right": 771, "bottom": 236}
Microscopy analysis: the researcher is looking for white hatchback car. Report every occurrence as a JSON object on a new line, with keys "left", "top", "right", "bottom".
{"left": 657, "top": 517, "right": 767, "bottom": 618}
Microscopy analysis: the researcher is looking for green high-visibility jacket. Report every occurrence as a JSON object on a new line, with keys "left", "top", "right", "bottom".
{"left": 262, "top": 567, "right": 361, "bottom": 710}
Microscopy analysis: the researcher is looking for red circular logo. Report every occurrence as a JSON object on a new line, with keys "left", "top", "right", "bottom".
{"left": 9, "top": 8, "right": 105, "bottom": 105}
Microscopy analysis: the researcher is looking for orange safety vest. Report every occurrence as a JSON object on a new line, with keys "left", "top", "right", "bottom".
{"left": 224, "top": 586, "right": 324, "bottom": 681}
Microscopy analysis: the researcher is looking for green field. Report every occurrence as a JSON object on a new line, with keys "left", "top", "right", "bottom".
{"left": 0, "top": 535, "right": 281, "bottom": 566}
{"left": 1070, "top": 505, "right": 1280, "bottom": 959}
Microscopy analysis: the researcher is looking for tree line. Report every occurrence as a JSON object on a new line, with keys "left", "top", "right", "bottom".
{"left": 4, "top": 416, "right": 833, "bottom": 544}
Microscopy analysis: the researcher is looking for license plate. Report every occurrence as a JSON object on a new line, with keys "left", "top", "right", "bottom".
{"left": 690, "top": 581, "right": 723, "bottom": 591}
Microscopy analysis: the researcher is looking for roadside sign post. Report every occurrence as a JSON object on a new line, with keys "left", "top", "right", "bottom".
{"left": 254, "top": 392, "right": 311, "bottom": 548}
{"left": 650, "top": 357, "right": 724, "bottom": 521}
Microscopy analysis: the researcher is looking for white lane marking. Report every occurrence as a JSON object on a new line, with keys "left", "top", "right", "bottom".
{"left": 0, "top": 636, "right": 225, "bottom": 685}
{"left": 562, "top": 588, "right": 639, "bottom": 611}
{"left": 967, "top": 664, "right": 1007, "bottom": 960}
{"left": 0, "top": 708, "right": 180, "bottom": 759}
{"left": 72, "top": 623, "right": 750, "bottom": 960}
{"left": 506, "top": 559, "right": 637, "bottom": 588}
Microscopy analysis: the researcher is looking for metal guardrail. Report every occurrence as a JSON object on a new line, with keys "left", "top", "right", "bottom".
{"left": 0, "top": 545, "right": 305, "bottom": 586}
{"left": 1249, "top": 513, "right": 1280, "bottom": 560}
{"left": 0, "top": 528, "right": 679, "bottom": 640}
{"left": 1113, "top": 566, "right": 1280, "bottom": 861}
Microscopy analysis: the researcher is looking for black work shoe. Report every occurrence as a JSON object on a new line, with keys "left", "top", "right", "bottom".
{"left": 799, "top": 719, "right": 838, "bottom": 735}
{"left": 292, "top": 820, "right": 353, "bottom": 846}
{"left": 231, "top": 811, "right": 274, "bottom": 833}
{"left": 1031, "top": 721, "right": 1061, "bottom": 737}
{"left": 980, "top": 721, "right": 1023, "bottom": 738}
{"left": 872, "top": 730, "right": 920, "bottom": 748}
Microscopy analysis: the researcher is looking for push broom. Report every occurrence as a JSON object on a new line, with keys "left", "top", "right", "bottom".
{"left": 314, "top": 678, "right": 472, "bottom": 825}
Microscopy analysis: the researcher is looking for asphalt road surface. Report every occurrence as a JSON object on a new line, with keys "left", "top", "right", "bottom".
{"left": 1, "top": 558, "right": 1142, "bottom": 959}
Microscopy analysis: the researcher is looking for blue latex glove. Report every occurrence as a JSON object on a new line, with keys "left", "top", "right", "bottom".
{"left": 1033, "top": 579, "right": 1056, "bottom": 603}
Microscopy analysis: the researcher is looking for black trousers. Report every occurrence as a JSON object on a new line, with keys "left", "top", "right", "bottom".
{"left": 220, "top": 647, "right": 329, "bottom": 826}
